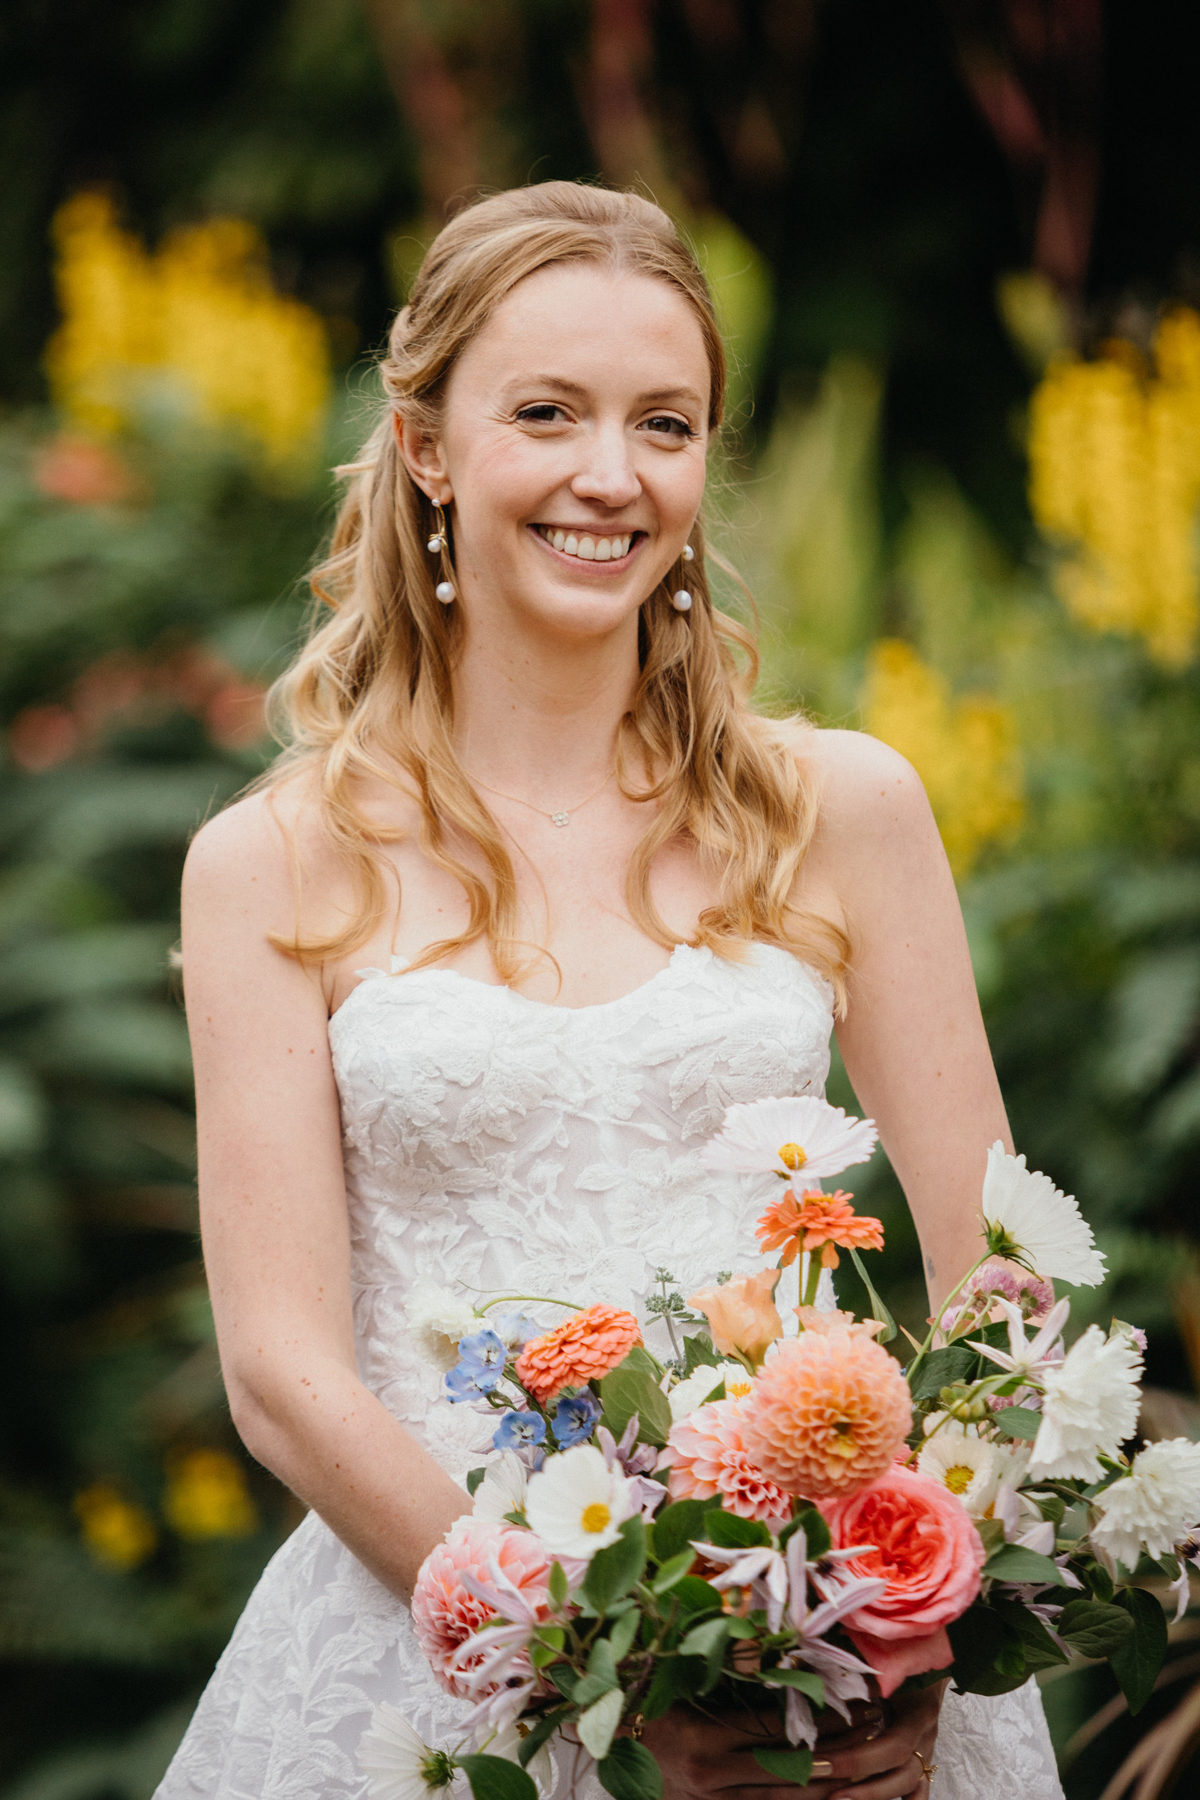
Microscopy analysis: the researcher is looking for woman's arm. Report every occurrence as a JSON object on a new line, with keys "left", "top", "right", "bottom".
{"left": 802, "top": 729, "right": 1012, "bottom": 1313}
{"left": 182, "top": 793, "right": 470, "bottom": 1601}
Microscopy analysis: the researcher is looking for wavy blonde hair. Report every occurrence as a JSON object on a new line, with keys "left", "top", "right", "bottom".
{"left": 266, "top": 181, "right": 848, "bottom": 1002}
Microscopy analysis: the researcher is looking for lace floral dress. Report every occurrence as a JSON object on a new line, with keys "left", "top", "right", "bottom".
{"left": 155, "top": 943, "right": 1063, "bottom": 1800}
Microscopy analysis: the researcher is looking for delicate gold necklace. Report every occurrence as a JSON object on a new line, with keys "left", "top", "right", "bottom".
{"left": 469, "top": 767, "right": 615, "bottom": 829}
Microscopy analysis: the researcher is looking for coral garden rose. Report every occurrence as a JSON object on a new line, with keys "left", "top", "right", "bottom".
{"left": 412, "top": 1518, "right": 551, "bottom": 1696}
{"left": 820, "top": 1464, "right": 986, "bottom": 1696}
{"left": 739, "top": 1327, "right": 912, "bottom": 1499}
{"left": 659, "top": 1397, "right": 792, "bottom": 1526}
{"left": 514, "top": 1303, "right": 641, "bottom": 1406}
{"left": 688, "top": 1270, "right": 782, "bottom": 1366}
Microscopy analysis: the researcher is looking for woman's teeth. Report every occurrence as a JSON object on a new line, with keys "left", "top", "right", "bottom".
{"left": 536, "top": 527, "right": 633, "bottom": 562}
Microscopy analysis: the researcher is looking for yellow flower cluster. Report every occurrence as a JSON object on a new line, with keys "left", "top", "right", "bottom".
{"left": 862, "top": 640, "right": 1024, "bottom": 877}
{"left": 45, "top": 192, "right": 330, "bottom": 465}
{"left": 74, "top": 1483, "right": 158, "bottom": 1571}
{"left": 164, "top": 1448, "right": 259, "bottom": 1541}
{"left": 1029, "top": 308, "right": 1200, "bottom": 666}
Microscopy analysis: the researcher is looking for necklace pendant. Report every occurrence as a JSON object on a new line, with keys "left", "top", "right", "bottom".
{"left": 550, "top": 811, "right": 570, "bottom": 828}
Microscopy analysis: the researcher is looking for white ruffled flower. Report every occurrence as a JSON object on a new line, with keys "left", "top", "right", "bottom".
{"left": 1091, "top": 1438, "right": 1200, "bottom": 1570}
{"left": 1029, "top": 1325, "right": 1142, "bottom": 1481}
{"left": 405, "top": 1279, "right": 482, "bottom": 1372}
{"left": 701, "top": 1096, "right": 878, "bottom": 1183}
{"left": 358, "top": 1705, "right": 459, "bottom": 1800}
{"left": 471, "top": 1452, "right": 529, "bottom": 1523}
{"left": 666, "top": 1360, "right": 750, "bottom": 1421}
{"left": 917, "top": 1420, "right": 1013, "bottom": 1517}
{"left": 981, "top": 1144, "right": 1106, "bottom": 1287}
{"left": 524, "top": 1444, "right": 633, "bottom": 1561}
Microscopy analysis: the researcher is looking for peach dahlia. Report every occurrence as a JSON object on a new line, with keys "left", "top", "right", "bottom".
{"left": 740, "top": 1328, "right": 912, "bottom": 1499}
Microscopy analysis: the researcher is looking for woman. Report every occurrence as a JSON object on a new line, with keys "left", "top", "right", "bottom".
{"left": 158, "top": 183, "right": 1063, "bottom": 1800}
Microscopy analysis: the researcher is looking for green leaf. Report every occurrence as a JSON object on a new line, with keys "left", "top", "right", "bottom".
{"left": 760, "top": 1668, "right": 826, "bottom": 1706}
{"left": 779, "top": 1507, "right": 830, "bottom": 1559}
{"left": 608, "top": 1608, "right": 640, "bottom": 1663}
{"left": 701, "top": 1509, "right": 771, "bottom": 1549}
{"left": 670, "top": 1575, "right": 723, "bottom": 1613}
{"left": 975, "top": 1518, "right": 1007, "bottom": 1558}
{"left": 621, "top": 1345, "right": 666, "bottom": 1380}
{"left": 549, "top": 1560, "right": 570, "bottom": 1608}
{"left": 906, "top": 1345, "right": 978, "bottom": 1402}
{"left": 752, "top": 1749, "right": 814, "bottom": 1786}
{"left": 1057, "top": 1599, "right": 1136, "bottom": 1659}
{"left": 517, "top": 1710, "right": 571, "bottom": 1768}
{"left": 457, "top": 1754, "right": 538, "bottom": 1800}
{"left": 597, "top": 1739, "right": 664, "bottom": 1800}
{"left": 578, "top": 1688, "right": 626, "bottom": 1762}
{"left": 641, "top": 1655, "right": 701, "bottom": 1719}
{"left": 683, "top": 1334, "right": 721, "bottom": 1373}
{"left": 652, "top": 1500, "right": 709, "bottom": 1563}
{"left": 1111, "top": 1587, "right": 1169, "bottom": 1715}
{"left": 575, "top": 1644, "right": 622, "bottom": 1708}
{"left": 651, "top": 1550, "right": 695, "bottom": 1594}
{"left": 989, "top": 1598, "right": 1069, "bottom": 1672}
{"left": 947, "top": 1602, "right": 1027, "bottom": 1694}
{"left": 848, "top": 1246, "right": 896, "bottom": 1342}
{"left": 992, "top": 1407, "right": 1042, "bottom": 1442}
{"left": 466, "top": 1467, "right": 487, "bottom": 1497}
{"left": 678, "top": 1616, "right": 730, "bottom": 1693}
{"left": 548, "top": 1665, "right": 579, "bottom": 1700}
{"left": 584, "top": 1516, "right": 648, "bottom": 1614}
{"left": 600, "top": 1366, "right": 673, "bottom": 1448}
{"left": 984, "top": 1544, "right": 1067, "bottom": 1586}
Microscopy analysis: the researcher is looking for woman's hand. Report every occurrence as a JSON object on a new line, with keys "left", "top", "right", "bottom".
{"left": 639, "top": 1682, "right": 947, "bottom": 1800}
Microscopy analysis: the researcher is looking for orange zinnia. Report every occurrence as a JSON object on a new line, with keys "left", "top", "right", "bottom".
{"left": 514, "top": 1303, "right": 641, "bottom": 1406}
{"left": 756, "top": 1188, "right": 884, "bottom": 1269}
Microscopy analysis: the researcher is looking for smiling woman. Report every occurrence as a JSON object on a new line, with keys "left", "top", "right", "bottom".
{"left": 162, "top": 182, "right": 1061, "bottom": 1800}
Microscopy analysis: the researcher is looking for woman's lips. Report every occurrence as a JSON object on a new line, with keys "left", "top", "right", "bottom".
{"left": 530, "top": 524, "right": 644, "bottom": 567}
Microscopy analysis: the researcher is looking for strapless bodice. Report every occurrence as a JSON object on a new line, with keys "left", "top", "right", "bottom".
{"left": 328, "top": 941, "right": 834, "bottom": 1480}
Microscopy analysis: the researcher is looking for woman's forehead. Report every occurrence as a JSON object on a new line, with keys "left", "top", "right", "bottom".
{"left": 449, "top": 262, "right": 712, "bottom": 405}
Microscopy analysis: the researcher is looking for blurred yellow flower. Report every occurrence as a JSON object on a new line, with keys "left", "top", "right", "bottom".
{"left": 44, "top": 192, "right": 330, "bottom": 465}
{"left": 74, "top": 1483, "right": 158, "bottom": 1571}
{"left": 1029, "top": 308, "right": 1200, "bottom": 667}
{"left": 862, "top": 639, "right": 1024, "bottom": 877}
{"left": 164, "top": 1448, "right": 259, "bottom": 1541}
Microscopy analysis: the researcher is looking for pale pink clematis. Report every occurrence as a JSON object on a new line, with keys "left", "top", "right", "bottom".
{"left": 968, "top": 1296, "right": 1070, "bottom": 1386}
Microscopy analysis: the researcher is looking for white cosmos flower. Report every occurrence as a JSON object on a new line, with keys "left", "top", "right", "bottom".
{"left": 471, "top": 1452, "right": 528, "bottom": 1523}
{"left": 1091, "top": 1438, "right": 1200, "bottom": 1570}
{"left": 917, "top": 1420, "right": 1009, "bottom": 1517}
{"left": 981, "top": 1145, "right": 1106, "bottom": 1287}
{"left": 701, "top": 1096, "right": 878, "bottom": 1184}
{"left": 1028, "top": 1325, "right": 1142, "bottom": 1481}
{"left": 666, "top": 1361, "right": 751, "bottom": 1421}
{"left": 405, "top": 1280, "right": 482, "bottom": 1372}
{"left": 358, "top": 1705, "right": 458, "bottom": 1800}
{"left": 523, "top": 1444, "right": 634, "bottom": 1561}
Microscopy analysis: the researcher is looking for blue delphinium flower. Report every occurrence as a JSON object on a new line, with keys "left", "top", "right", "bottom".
{"left": 493, "top": 1410, "right": 547, "bottom": 1452}
{"left": 492, "top": 1311, "right": 541, "bottom": 1351}
{"left": 445, "top": 1365, "right": 485, "bottom": 1403}
{"left": 455, "top": 1328, "right": 507, "bottom": 1387}
{"left": 551, "top": 1389, "right": 602, "bottom": 1448}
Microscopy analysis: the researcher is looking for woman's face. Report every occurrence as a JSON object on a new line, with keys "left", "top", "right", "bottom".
{"left": 414, "top": 261, "right": 711, "bottom": 644}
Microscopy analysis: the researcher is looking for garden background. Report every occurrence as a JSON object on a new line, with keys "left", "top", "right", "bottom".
{"left": 2, "top": 3, "right": 1199, "bottom": 1795}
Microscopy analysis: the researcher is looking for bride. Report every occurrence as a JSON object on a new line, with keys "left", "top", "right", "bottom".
{"left": 157, "top": 182, "right": 1063, "bottom": 1800}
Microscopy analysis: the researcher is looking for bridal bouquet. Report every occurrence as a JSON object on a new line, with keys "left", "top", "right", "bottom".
{"left": 361, "top": 1099, "right": 1200, "bottom": 1800}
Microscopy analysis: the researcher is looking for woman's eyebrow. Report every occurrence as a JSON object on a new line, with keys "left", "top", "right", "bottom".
{"left": 499, "top": 376, "right": 704, "bottom": 408}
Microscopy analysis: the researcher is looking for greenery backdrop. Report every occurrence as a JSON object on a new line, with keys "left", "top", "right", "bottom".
{"left": 1, "top": 3, "right": 1199, "bottom": 1796}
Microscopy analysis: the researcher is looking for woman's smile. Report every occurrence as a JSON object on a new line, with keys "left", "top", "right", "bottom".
{"left": 528, "top": 523, "right": 646, "bottom": 570}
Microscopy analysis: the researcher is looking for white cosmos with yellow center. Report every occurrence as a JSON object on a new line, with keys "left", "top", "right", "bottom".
{"left": 523, "top": 1443, "right": 634, "bottom": 1561}
{"left": 917, "top": 1418, "right": 1014, "bottom": 1518}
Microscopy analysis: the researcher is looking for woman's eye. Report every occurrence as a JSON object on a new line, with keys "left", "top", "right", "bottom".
{"left": 515, "top": 403, "right": 569, "bottom": 424}
{"left": 641, "top": 414, "right": 695, "bottom": 439}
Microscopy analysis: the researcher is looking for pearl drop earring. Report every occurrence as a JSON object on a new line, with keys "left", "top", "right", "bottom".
{"left": 427, "top": 498, "right": 455, "bottom": 602}
{"left": 435, "top": 581, "right": 455, "bottom": 603}
{"left": 683, "top": 543, "right": 695, "bottom": 562}
{"left": 672, "top": 589, "right": 692, "bottom": 612}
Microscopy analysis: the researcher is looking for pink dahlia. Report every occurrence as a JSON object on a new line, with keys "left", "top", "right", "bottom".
{"left": 658, "top": 1397, "right": 792, "bottom": 1526}
{"left": 740, "top": 1329, "right": 912, "bottom": 1500}
{"left": 411, "top": 1518, "right": 551, "bottom": 1697}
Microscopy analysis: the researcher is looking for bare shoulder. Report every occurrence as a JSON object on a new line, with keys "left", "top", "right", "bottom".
{"left": 184, "top": 773, "right": 335, "bottom": 911}
{"left": 776, "top": 721, "right": 933, "bottom": 832}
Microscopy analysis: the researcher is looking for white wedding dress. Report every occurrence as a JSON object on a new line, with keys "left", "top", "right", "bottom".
{"left": 156, "top": 942, "right": 1063, "bottom": 1799}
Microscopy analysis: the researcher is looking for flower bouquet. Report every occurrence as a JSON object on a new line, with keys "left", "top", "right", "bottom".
{"left": 361, "top": 1098, "right": 1200, "bottom": 1800}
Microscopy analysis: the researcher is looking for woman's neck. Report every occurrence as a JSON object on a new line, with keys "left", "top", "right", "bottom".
{"left": 451, "top": 612, "right": 640, "bottom": 795}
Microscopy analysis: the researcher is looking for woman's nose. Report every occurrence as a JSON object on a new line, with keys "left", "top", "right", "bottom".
{"left": 570, "top": 428, "right": 641, "bottom": 509}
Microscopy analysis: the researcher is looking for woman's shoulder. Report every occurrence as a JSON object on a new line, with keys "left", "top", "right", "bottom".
{"left": 774, "top": 720, "right": 929, "bottom": 820}
{"left": 185, "top": 772, "right": 327, "bottom": 895}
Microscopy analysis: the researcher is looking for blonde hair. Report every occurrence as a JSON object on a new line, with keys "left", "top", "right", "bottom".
{"left": 265, "top": 181, "right": 848, "bottom": 1003}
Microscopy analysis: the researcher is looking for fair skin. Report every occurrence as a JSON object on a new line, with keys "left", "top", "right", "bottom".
{"left": 183, "top": 262, "right": 1008, "bottom": 1800}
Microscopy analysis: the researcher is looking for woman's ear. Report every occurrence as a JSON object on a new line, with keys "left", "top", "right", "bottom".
{"left": 393, "top": 414, "right": 452, "bottom": 505}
